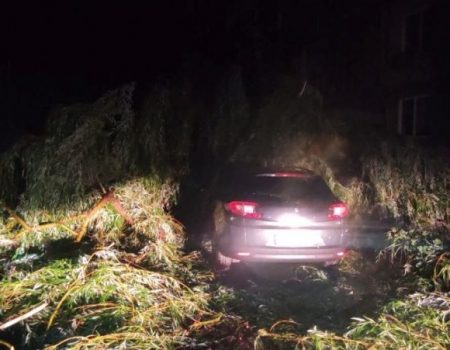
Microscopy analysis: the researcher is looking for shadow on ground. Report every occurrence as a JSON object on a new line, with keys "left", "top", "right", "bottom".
{"left": 207, "top": 251, "right": 400, "bottom": 334}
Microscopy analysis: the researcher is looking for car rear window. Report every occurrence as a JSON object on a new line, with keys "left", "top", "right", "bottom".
{"left": 242, "top": 175, "right": 335, "bottom": 201}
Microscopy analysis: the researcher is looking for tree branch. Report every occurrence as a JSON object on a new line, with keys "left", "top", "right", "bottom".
{"left": 0, "top": 302, "right": 48, "bottom": 331}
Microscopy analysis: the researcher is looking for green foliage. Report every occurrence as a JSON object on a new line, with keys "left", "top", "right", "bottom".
{"left": 0, "top": 83, "right": 192, "bottom": 211}
{"left": 0, "top": 80, "right": 212, "bottom": 349}
{"left": 0, "top": 177, "right": 183, "bottom": 264}
{"left": 255, "top": 292, "right": 450, "bottom": 350}
{"left": 346, "top": 294, "right": 450, "bottom": 349}
{"left": 378, "top": 224, "right": 450, "bottom": 294}
{"left": 0, "top": 259, "right": 74, "bottom": 317}
{"left": 363, "top": 143, "right": 450, "bottom": 226}
{"left": 25, "top": 85, "right": 136, "bottom": 209}
{"left": 0, "top": 252, "right": 209, "bottom": 349}
{"left": 135, "top": 83, "right": 193, "bottom": 175}
{"left": 381, "top": 228, "right": 445, "bottom": 278}
{"left": 435, "top": 254, "right": 450, "bottom": 290}
{"left": 0, "top": 175, "right": 219, "bottom": 349}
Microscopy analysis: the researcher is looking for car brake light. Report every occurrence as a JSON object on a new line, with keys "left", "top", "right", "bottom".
{"left": 328, "top": 202, "right": 349, "bottom": 220}
{"left": 226, "top": 201, "right": 261, "bottom": 219}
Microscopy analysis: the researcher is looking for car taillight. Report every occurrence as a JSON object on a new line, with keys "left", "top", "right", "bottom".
{"left": 328, "top": 202, "right": 349, "bottom": 220}
{"left": 226, "top": 201, "right": 261, "bottom": 219}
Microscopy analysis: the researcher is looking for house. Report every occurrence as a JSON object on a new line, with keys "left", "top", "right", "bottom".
{"left": 381, "top": 0, "right": 450, "bottom": 142}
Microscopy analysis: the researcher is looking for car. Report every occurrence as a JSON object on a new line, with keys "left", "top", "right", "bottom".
{"left": 211, "top": 168, "right": 349, "bottom": 269}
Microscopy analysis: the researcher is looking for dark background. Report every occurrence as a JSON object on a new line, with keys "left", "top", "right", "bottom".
{"left": 2, "top": 0, "right": 449, "bottom": 150}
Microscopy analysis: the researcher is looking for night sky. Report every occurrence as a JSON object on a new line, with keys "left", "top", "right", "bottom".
{"left": 4, "top": 1, "right": 271, "bottom": 148}
{"left": 2, "top": 0, "right": 449, "bottom": 150}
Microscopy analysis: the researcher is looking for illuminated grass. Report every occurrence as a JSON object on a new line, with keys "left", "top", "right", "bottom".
{"left": 0, "top": 250, "right": 211, "bottom": 349}
{"left": 254, "top": 292, "right": 449, "bottom": 350}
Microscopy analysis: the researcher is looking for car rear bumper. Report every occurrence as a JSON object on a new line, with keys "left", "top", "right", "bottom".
{"left": 218, "top": 221, "right": 347, "bottom": 263}
{"left": 219, "top": 241, "right": 346, "bottom": 263}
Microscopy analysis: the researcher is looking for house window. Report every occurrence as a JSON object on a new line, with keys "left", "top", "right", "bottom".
{"left": 402, "top": 9, "right": 431, "bottom": 52}
{"left": 398, "top": 96, "right": 431, "bottom": 136}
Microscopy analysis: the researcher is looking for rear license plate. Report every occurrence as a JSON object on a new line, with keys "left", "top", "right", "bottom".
{"left": 267, "top": 230, "right": 324, "bottom": 247}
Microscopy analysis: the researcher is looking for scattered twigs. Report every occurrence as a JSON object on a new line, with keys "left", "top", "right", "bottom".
{"left": 189, "top": 313, "right": 223, "bottom": 330}
{"left": 0, "top": 339, "right": 14, "bottom": 350}
{"left": 1, "top": 191, "right": 134, "bottom": 244}
{"left": 44, "top": 335, "right": 87, "bottom": 350}
{"left": 28, "top": 223, "right": 78, "bottom": 237}
{"left": 75, "top": 190, "right": 133, "bottom": 242}
{"left": 0, "top": 203, "right": 31, "bottom": 231}
{"left": 47, "top": 284, "right": 81, "bottom": 330}
{"left": 381, "top": 314, "right": 447, "bottom": 350}
{"left": 269, "top": 319, "right": 300, "bottom": 333}
{"left": 303, "top": 333, "right": 369, "bottom": 348}
{"left": 0, "top": 302, "right": 48, "bottom": 331}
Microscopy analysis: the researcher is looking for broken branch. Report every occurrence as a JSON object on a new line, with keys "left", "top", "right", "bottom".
{"left": 0, "top": 302, "right": 48, "bottom": 331}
